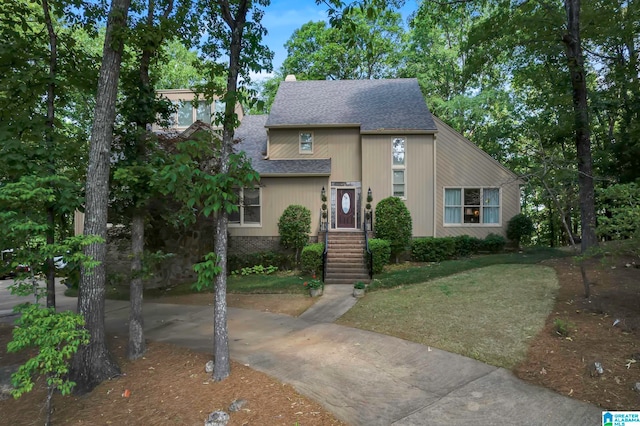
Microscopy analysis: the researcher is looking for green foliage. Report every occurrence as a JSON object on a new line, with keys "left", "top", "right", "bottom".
{"left": 8, "top": 303, "right": 89, "bottom": 398}
{"left": 192, "top": 252, "right": 222, "bottom": 292}
{"left": 228, "top": 251, "right": 293, "bottom": 273}
{"left": 453, "top": 235, "right": 483, "bottom": 257}
{"left": 282, "top": 8, "right": 405, "bottom": 80}
{"left": 553, "top": 318, "right": 573, "bottom": 337}
{"left": 597, "top": 183, "right": 640, "bottom": 240}
{"left": 231, "top": 264, "right": 278, "bottom": 276}
{"left": 507, "top": 214, "right": 535, "bottom": 246}
{"left": 411, "top": 237, "right": 456, "bottom": 262}
{"left": 278, "top": 205, "right": 312, "bottom": 254}
{"left": 303, "top": 275, "right": 323, "bottom": 290}
{"left": 374, "top": 197, "right": 412, "bottom": 261}
{"left": 482, "top": 233, "right": 507, "bottom": 253}
{"left": 300, "top": 243, "right": 324, "bottom": 275}
{"left": 353, "top": 281, "right": 366, "bottom": 289}
{"left": 368, "top": 238, "right": 391, "bottom": 274}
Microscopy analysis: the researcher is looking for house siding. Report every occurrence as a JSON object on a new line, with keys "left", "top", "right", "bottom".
{"left": 434, "top": 116, "right": 521, "bottom": 239}
{"left": 362, "top": 134, "right": 435, "bottom": 237}
{"left": 228, "top": 176, "right": 328, "bottom": 238}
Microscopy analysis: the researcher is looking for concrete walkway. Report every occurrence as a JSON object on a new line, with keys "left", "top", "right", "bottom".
{"left": 0, "top": 281, "right": 602, "bottom": 425}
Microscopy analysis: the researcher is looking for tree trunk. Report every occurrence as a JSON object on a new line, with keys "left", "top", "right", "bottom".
{"left": 212, "top": 212, "right": 230, "bottom": 381}
{"left": 41, "top": 0, "right": 57, "bottom": 310}
{"left": 210, "top": 0, "right": 249, "bottom": 382}
{"left": 562, "top": 0, "right": 597, "bottom": 253}
{"left": 128, "top": 211, "right": 145, "bottom": 359}
{"left": 70, "top": 0, "right": 131, "bottom": 394}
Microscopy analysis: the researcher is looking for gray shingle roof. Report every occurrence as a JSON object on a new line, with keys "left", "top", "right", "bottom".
{"left": 234, "top": 115, "right": 331, "bottom": 176}
{"left": 265, "top": 78, "right": 436, "bottom": 132}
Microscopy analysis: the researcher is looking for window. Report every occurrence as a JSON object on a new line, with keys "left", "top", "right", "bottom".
{"left": 229, "top": 187, "right": 261, "bottom": 226}
{"left": 195, "top": 101, "right": 211, "bottom": 124}
{"left": 299, "top": 132, "right": 313, "bottom": 154}
{"left": 444, "top": 188, "right": 500, "bottom": 225}
{"left": 392, "top": 137, "right": 406, "bottom": 197}
{"left": 172, "top": 100, "right": 219, "bottom": 127}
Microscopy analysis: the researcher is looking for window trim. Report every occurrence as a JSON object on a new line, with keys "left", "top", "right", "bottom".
{"left": 228, "top": 187, "right": 262, "bottom": 228}
{"left": 443, "top": 187, "right": 502, "bottom": 226}
{"left": 392, "top": 137, "right": 406, "bottom": 199}
{"left": 299, "top": 131, "right": 314, "bottom": 154}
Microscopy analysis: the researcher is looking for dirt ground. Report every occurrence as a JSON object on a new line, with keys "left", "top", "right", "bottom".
{"left": 1, "top": 255, "right": 639, "bottom": 424}
{"left": 515, "top": 255, "right": 640, "bottom": 410}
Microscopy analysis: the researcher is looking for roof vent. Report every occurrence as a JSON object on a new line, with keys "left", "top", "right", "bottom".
{"left": 285, "top": 74, "right": 297, "bottom": 81}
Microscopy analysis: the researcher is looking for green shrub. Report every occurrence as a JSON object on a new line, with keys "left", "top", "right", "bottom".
{"left": 228, "top": 251, "right": 292, "bottom": 273}
{"left": 368, "top": 238, "right": 391, "bottom": 274}
{"left": 453, "top": 235, "right": 483, "bottom": 257}
{"left": 278, "top": 205, "right": 311, "bottom": 261}
{"left": 411, "top": 237, "right": 456, "bottom": 262}
{"left": 374, "top": 197, "right": 412, "bottom": 262}
{"left": 301, "top": 243, "right": 324, "bottom": 275}
{"left": 507, "top": 214, "right": 535, "bottom": 246}
{"left": 482, "top": 233, "right": 506, "bottom": 253}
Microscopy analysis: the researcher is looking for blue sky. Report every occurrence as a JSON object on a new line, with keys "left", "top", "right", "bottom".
{"left": 258, "top": 0, "right": 419, "bottom": 75}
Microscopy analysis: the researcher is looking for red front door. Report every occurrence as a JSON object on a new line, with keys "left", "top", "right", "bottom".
{"left": 337, "top": 189, "right": 356, "bottom": 228}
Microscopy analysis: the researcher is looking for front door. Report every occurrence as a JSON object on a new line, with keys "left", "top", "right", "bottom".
{"left": 336, "top": 188, "right": 356, "bottom": 228}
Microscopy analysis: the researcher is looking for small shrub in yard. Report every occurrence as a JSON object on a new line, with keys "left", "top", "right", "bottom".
{"left": 8, "top": 303, "right": 89, "bottom": 425}
{"left": 301, "top": 243, "right": 324, "bottom": 275}
{"left": 453, "top": 235, "right": 483, "bottom": 257}
{"left": 374, "top": 197, "right": 412, "bottom": 262}
{"left": 411, "top": 237, "right": 456, "bottom": 262}
{"left": 368, "top": 238, "right": 391, "bottom": 274}
{"left": 482, "top": 233, "right": 506, "bottom": 253}
{"left": 507, "top": 214, "right": 535, "bottom": 247}
{"left": 553, "top": 318, "right": 573, "bottom": 337}
{"left": 278, "top": 205, "right": 312, "bottom": 261}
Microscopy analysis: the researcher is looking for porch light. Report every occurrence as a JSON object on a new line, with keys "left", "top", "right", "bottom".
{"left": 368, "top": 187, "right": 372, "bottom": 198}
{"left": 321, "top": 186, "right": 326, "bottom": 199}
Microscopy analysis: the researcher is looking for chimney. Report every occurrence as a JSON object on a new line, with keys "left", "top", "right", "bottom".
{"left": 285, "top": 74, "right": 297, "bottom": 81}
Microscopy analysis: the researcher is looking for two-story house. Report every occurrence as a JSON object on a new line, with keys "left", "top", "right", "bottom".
{"left": 225, "top": 77, "right": 521, "bottom": 254}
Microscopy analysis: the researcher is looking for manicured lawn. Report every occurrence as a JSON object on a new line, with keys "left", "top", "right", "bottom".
{"left": 337, "top": 264, "right": 559, "bottom": 369}
{"left": 368, "top": 247, "right": 568, "bottom": 291}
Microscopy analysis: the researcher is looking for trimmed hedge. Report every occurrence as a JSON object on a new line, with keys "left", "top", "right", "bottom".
{"left": 368, "top": 238, "right": 391, "bottom": 274}
{"left": 453, "top": 235, "right": 483, "bottom": 257}
{"left": 411, "top": 234, "right": 506, "bottom": 262}
{"left": 374, "top": 197, "right": 412, "bottom": 261}
{"left": 482, "top": 233, "right": 506, "bottom": 253}
{"left": 411, "top": 237, "right": 456, "bottom": 262}
{"left": 301, "top": 243, "right": 324, "bottom": 275}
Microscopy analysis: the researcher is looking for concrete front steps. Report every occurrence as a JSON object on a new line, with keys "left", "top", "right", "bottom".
{"left": 324, "top": 232, "right": 371, "bottom": 285}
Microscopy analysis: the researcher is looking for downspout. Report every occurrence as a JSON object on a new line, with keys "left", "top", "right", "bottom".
{"left": 433, "top": 134, "right": 437, "bottom": 237}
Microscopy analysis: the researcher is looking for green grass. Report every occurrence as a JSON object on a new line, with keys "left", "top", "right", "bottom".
{"left": 369, "top": 246, "right": 568, "bottom": 291}
{"left": 338, "top": 264, "right": 559, "bottom": 368}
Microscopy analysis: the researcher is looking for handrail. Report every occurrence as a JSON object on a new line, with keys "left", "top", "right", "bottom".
{"left": 322, "top": 230, "right": 328, "bottom": 282}
{"left": 364, "top": 214, "right": 373, "bottom": 280}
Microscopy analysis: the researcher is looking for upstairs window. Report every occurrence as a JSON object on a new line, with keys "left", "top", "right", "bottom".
{"left": 172, "top": 100, "right": 220, "bottom": 128}
{"left": 392, "top": 137, "right": 406, "bottom": 198}
{"left": 444, "top": 188, "right": 500, "bottom": 225}
{"left": 299, "top": 132, "right": 313, "bottom": 154}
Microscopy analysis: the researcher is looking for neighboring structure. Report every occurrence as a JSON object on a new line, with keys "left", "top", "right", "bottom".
{"left": 225, "top": 76, "right": 521, "bottom": 253}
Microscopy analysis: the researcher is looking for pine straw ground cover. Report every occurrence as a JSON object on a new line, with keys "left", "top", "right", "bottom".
{"left": 0, "top": 324, "right": 345, "bottom": 426}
